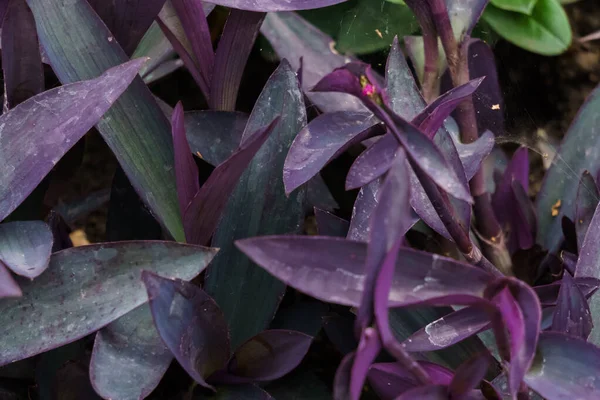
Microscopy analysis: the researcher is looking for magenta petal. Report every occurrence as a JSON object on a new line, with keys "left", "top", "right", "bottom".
{"left": 171, "top": 102, "right": 200, "bottom": 217}
{"left": 143, "top": 271, "right": 230, "bottom": 390}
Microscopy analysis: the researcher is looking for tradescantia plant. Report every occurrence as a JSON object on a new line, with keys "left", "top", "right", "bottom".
{"left": 1, "top": 0, "right": 600, "bottom": 399}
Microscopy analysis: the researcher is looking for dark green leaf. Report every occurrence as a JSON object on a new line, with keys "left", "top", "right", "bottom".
{"left": 490, "top": 0, "right": 538, "bottom": 14}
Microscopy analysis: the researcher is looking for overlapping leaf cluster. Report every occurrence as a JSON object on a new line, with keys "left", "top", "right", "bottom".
{"left": 0, "top": 0, "right": 600, "bottom": 399}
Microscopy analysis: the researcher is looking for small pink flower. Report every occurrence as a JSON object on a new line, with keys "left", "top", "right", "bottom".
{"left": 361, "top": 84, "right": 376, "bottom": 97}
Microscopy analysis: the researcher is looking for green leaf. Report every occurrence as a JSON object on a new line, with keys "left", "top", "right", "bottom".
{"left": 0, "top": 241, "right": 217, "bottom": 366}
{"left": 26, "top": 0, "right": 185, "bottom": 241}
{"left": 205, "top": 61, "right": 307, "bottom": 349}
{"left": 490, "top": 0, "right": 538, "bottom": 14}
{"left": 482, "top": 0, "right": 572, "bottom": 55}
{"left": 536, "top": 81, "right": 600, "bottom": 252}
{"left": 336, "top": 0, "right": 418, "bottom": 54}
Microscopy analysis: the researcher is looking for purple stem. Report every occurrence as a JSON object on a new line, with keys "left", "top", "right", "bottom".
{"left": 428, "top": 0, "right": 512, "bottom": 273}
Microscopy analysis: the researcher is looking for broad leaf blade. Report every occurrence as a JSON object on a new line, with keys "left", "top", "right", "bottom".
{"left": 27, "top": 0, "right": 185, "bottom": 241}
{"left": 551, "top": 272, "right": 593, "bottom": 339}
{"left": 575, "top": 171, "right": 599, "bottom": 251}
{"left": 0, "top": 221, "right": 52, "bottom": 279}
{"left": 89, "top": 304, "right": 172, "bottom": 400}
{"left": 1, "top": 0, "right": 43, "bottom": 108}
{"left": 143, "top": 272, "right": 230, "bottom": 390}
{"left": 0, "top": 241, "right": 217, "bottom": 365}
{"left": 205, "top": 61, "right": 307, "bottom": 348}
{"left": 0, "top": 58, "right": 144, "bottom": 222}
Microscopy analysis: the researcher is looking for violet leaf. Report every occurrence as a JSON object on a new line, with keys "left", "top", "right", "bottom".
{"left": 260, "top": 12, "right": 365, "bottom": 113}
{"left": 185, "top": 111, "right": 249, "bottom": 166}
{"left": 551, "top": 272, "right": 593, "bottom": 340}
{"left": 448, "top": 352, "right": 491, "bottom": 398}
{"left": 172, "top": 102, "right": 200, "bottom": 216}
{"left": 537, "top": 82, "right": 600, "bottom": 253}
{"left": 333, "top": 352, "right": 354, "bottom": 400}
{"left": 0, "top": 241, "right": 217, "bottom": 366}
{"left": 1, "top": 0, "right": 43, "bottom": 108}
{"left": 402, "top": 306, "right": 491, "bottom": 352}
{"left": 0, "top": 59, "right": 145, "bottom": 223}
{"left": 204, "top": 0, "right": 349, "bottom": 12}
{"left": 346, "top": 134, "right": 398, "bottom": 191}
{"left": 236, "top": 235, "right": 494, "bottom": 308}
{"left": 575, "top": 171, "right": 599, "bottom": 251}
{"left": 183, "top": 118, "right": 280, "bottom": 246}
{"left": 524, "top": 332, "right": 600, "bottom": 399}
{"left": 314, "top": 208, "right": 350, "bottom": 237}
{"left": 347, "top": 178, "right": 384, "bottom": 242}
{"left": 213, "top": 329, "right": 312, "bottom": 384}
{"left": 283, "top": 111, "right": 382, "bottom": 194}
{"left": 204, "top": 61, "right": 306, "bottom": 348}
{"left": 89, "top": 304, "right": 172, "bottom": 400}
{"left": 210, "top": 10, "right": 266, "bottom": 111}
{"left": 87, "top": 0, "right": 167, "bottom": 55}
{"left": 0, "top": 261, "right": 22, "bottom": 299}
{"left": 0, "top": 221, "right": 52, "bottom": 279}
{"left": 534, "top": 276, "right": 600, "bottom": 306}
{"left": 349, "top": 327, "right": 382, "bottom": 400}
{"left": 394, "top": 384, "right": 449, "bottom": 400}
{"left": 368, "top": 362, "right": 453, "bottom": 400}
{"left": 451, "top": 129, "right": 496, "bottom": 181}
{"left": 27, "top": 0, "right": 186, "bottom": 241}
{"left": 143, "top": 271, "right": 230, "bottom": 390}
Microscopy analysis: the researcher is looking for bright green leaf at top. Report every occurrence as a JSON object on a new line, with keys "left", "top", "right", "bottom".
{"left": 482, "top": 0, "right": 572, "bottom": 55}
{"left": 385, "top": 0, "right": 406, "bottom": 4}
{"left": 490, "top": 0, "right": 538, "bottom": 15}
{"left": 336, "top": 0, "right": 418, "bottom": 54}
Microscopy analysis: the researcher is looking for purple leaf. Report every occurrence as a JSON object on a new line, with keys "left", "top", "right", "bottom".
{"left": 333, "top": 352, "right": 354, "bottom": 400}
{"left": 0, "top": 241, "right": 217, "bottom": 366}
{"left": 88, "top": 0, "right": 167, "bottom": 55}
{"left": 394, "top": 385, "right": 449, "bottom": 400}
{"left": 0, "top": 261, "right": 21, "bottom": 299}
{"left": 561, "top": 250, "right": 577, "bottom": 276}
{"left": 467, "top": 39, "right": 504, "bottom": 136}
{"left": 449, "top": 352, "right": 491, "bottom": 398}
{"left": 89, "top": 304, "right": 172, "bottom": 400}
{"left": 510, "top": 179, "right": 537, "bottom": 251}
{"left": 386, "top": 36, "right": 425, "bottom": 120}
{"left": 575, "top": 171, "right": 599, "bottom": 251}
{"left": 143, "top": 272, "right": 230, "bottom": 390}
{"left": 314, "top": 208, "right": 349, "bottom": 237}
{"left": 551, "top": 272, "right": 593, "bottom": 339}
{"left": 0, "top": 221, "right": 52, "bottom": 279}
{"left": 368, "top": 362, "right": 453, "bottom": 400}
{"left": 0, "top": 59, "right": 145, "bottom": 223}
{"left": 346, "top": 135, "right": 397, "bottom": 190}
{"left": 1, "top": 0, "right": 43, "bottom": 108}
{"left": 347, "top": 178, "right": 384, "bottom": 242}
{"left": 185, "top": 110, "right": 249, "bottom": 166}
{"left": 350, "top": 327, "right": 382, "bottom": 400}
{"left": 534, "top": 276, "right": 600, "bottom": 306}
{"left": 213, "top": 329, "right": 312, "bottom": 384}
{"left": 357, "top": 149, "right": 415, "bottom": 331}
{"left": 210, "top": 10, "right": 266, "bottom": 111}
{"left": 524, "top": 332, "right": 600, "bottom": 399}
{"left": 171, "top": 0, "right": 214, "bottom": 96}
{"left": 402, "top": 306, "right": 491, "bottom": 352}
{"left": 204, "top": 0, "right": 349, "bottom": 12}
{"left": 236, "top": 235, "right": 494, "bottom": 308}
{"left": 488, "top": 279, "right": 541, "bottom": 399}
{"left": 452, "top": 130, "right": 496, "bottom": 181}
{"left": 260, "top": 12, "right": 365, "bottom": 113}
{"left": 183, "top": 118, "right": 279, "bottom": 245}
{"left": 283, "top": 111, "right": 381, "bottom": 194}
{"left": 172, "top": 102, "right": 200, "bottom": 216}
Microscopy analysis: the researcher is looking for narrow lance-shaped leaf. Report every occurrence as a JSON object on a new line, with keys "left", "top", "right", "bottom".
{"left": 205, "top": 61, "right": 307, "bottom": 348}
{"left": 210, "top": 9, "right": 266, "bottom": 111}
{"left": 0, "top": 59, "right": 145, "bottom": 222}
{"left": 349, "top": 327, "right": 382, "bottom": 400}
{"left": 0, "top": 241, "right": 217, "bottom": 366}
{"left": 27, "top": 0, "right": 186, "bottom": 241}
{"left": 172, "top": 101, "right": 200, "bottom": 216}
{"left": 0, "top": 221, "right": 52, "bottom": 279}
{"left": 204, "top": 0, "right": 349, "bottom": 12}
{"left": 551, "top": 272, "right": 593, "bottom": 340}
{"left": 89, "top": 304, "right": 173, "bottom": 400}
{"left": 2, "top": 0, "right": 44, "bottom": 108}
{"left": 183, "top": 118, "right": 280, "bottom": 245}
{"left": 524, "top": 332, "right": 600, "bottom": 399}
{"left": 575, "top": 171, "right": 599, "bottom": 251}
{"left": 143, "top": 272, "right": 230, "bottom": 390}
{"left": 260, "top": 12, "right": 365, "bottom": 113}
{"left": 87, "top": 0, "right": 167, "bottom": 55}
{"left": 347, "top": 178, "right": 385, "bottom": 242}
